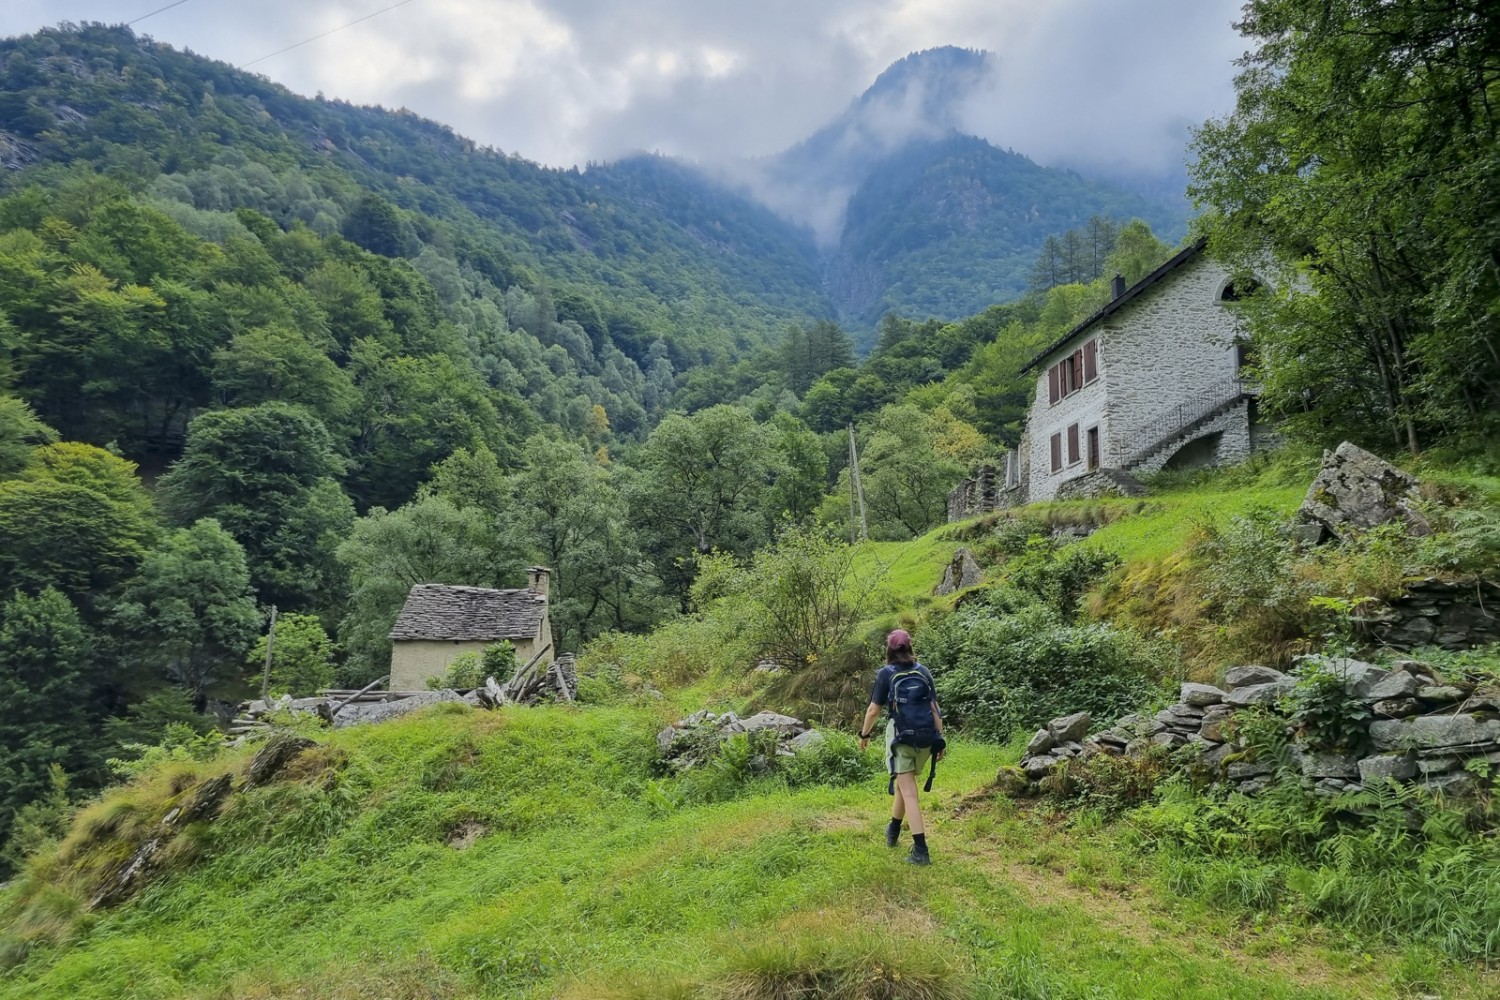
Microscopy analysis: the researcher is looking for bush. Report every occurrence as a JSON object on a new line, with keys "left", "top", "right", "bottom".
{"left": 1005, "top": 536, "right": 1121, "bottom": 615}
{"left": 740, "top": 525, "right": 884, "bottom": 667}
{"left": 106, "top": 723, "right": 227, "bottom": 780}
{"left": 481, "top": 640, "right": 518, "bottom": 682}
{"left": 424, "top": 652, "right": 484, "bottom": 691}
{"left": 248, "top": 613, "right": 335, "bottom": 697}
{"left": 919, "top": 592, "right": 1166, "bottom": 742}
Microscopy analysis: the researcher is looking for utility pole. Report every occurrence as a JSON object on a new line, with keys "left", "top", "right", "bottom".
{"left": 847, "top": 424, "right": 868, "bottom": 542}
{"left": 259, "top": 605, "right": 277, "bottom": 704}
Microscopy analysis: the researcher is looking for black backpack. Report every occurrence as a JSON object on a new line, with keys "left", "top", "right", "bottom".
{"left": 886, "top": 667, "right": 945, "bottom": 794}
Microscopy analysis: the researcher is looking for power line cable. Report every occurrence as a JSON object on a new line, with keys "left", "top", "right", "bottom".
{"left": 241, "top": 0, "right": 421, "bottom": 69}
{"left": 128, "top": 0, "right": 197, "bottom": 26}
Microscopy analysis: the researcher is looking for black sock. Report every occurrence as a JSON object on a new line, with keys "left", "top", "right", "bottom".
{"left": 913, "top": 833, "right": 927, "bottom": 850}
{"left": 887, "top": 817, "right": 902, "bottom": 832}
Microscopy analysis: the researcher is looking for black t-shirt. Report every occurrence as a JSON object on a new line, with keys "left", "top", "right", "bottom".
{"left": 870, "top": 662, "right": 936, "bottom": 713}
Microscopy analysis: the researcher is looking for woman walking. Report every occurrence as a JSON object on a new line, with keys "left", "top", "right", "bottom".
{"left": 859, "top": 629, "right": 945, "bottom": 865}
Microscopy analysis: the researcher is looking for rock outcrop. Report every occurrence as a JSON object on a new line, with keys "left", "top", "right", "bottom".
{"left": 934, "top": 547, "right": 984, "bottom": 595}
{"left": 656, "top": 710, "right": 814, "bottom": 770}
{"left": 1297, "top": 442, "right": 1429, "bottom": 542}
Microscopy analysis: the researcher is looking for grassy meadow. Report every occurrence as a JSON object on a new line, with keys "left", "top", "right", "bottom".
{"left": 4, "top": 702, "right": 1490, "bottom": 1000}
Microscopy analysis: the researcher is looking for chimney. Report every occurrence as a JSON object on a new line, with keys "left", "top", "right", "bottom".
{"left": 1111, "top": 273, "right": 1127, "bottom": 299}
{"left": 526, "top": 566, "right": 551, "bottom": 599}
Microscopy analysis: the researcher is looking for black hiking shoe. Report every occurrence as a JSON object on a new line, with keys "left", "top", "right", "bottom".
{"left": 905, "top": 844, "right": 931, "bottom": 866}
{"left": 885, "top": 821, "right": 901, "bottom": 848}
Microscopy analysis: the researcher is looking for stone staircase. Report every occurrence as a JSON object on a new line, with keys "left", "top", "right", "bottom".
{"left": 1118, "top": 377, "right": 1252, "bottom": 472}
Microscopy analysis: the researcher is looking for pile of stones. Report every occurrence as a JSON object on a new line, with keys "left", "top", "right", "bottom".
{"left": 1015, "top": 656, "right": 1500, "bottom": 798}
{"left": 656, "top": 710, "right": 822, "bottom": 771}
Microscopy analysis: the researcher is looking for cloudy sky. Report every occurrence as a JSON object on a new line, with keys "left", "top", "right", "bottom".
{"left": 1, "top": 0, "right": 1248, "bottom": 176}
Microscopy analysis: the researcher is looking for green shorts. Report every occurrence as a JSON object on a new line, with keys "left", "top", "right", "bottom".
{"left": 886, "top": 722, "right": 932, "bottom": 775}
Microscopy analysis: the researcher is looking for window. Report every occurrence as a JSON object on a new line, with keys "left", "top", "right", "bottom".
{"left": 1066, "top": 424, "right": 1080, "bottom": 465}
{"left": 1046, "top": 338, "right": 1099, "bottom": 404}
{"left": 1087, "top": 427, "right": 1100, "bottom": 470}
{"left": 1049, "top": 433, "right": 1062, "bottom": 473}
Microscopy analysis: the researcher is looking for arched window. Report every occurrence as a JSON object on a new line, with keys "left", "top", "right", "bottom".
{"left": 1218, "top": 277, "right": 1262, "bottom": 302}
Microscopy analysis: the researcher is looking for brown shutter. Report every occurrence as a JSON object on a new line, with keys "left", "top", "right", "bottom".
{"left": 1083, "top": 340, "right": 1097, "bottom": 382}
{"left": 1050, "top": 433, "right": 1062, "bottom": 472}
{"left": 1067, "top": 424, "right": 1080, "bottom": 464}
{"left": 1048, "top": 364, "right": 1059, "bottom": 403}
{"left": 1072, "top": 350, "right": 1084, "bottom": 390}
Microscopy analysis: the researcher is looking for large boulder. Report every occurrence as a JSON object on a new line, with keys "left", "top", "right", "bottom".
{"left": 934, "top": 547, "right": 985, "bottom": 596}
{"left": 1297, "top": 442, "right": 1429, "bottom": 542}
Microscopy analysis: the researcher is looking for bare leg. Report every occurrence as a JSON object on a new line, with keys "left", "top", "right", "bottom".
{"left": 891, "top": 786, "right": 906, "bottom": 821}
{"left": 894, "top": 771, "right": 924, "bottom": 835}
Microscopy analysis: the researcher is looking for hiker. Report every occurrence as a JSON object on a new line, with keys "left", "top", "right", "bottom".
{"left": 859, "top": 628, "right": 946, "bottom": 865}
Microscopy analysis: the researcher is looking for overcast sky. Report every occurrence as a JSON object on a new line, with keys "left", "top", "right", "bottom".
{"left": 1, "top": 0, "right": 1248, "bottom": 176}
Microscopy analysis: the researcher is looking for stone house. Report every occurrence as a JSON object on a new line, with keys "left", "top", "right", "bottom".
{"left": 387, "top": 568, "right": 553, "bottom": 690}
{"left": 950, "top": 239, "right": 1264, "bottom": 516}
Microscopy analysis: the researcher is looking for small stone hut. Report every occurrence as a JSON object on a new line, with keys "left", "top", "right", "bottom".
{"left": 388, "top": 568, "right": 553, "bottom": 690}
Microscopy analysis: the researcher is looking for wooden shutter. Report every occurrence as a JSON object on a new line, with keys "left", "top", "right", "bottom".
{"left": 1083, "top": 340, "right": 1097, "bottom": 382}
{"left": 1050, "top": 433, "right": 1062, "bottom": 472}
{"left": 1072, "top": 350, "right": 1084, "bottom": 390}
{"left": 1048, "top": 364, "right": 1059, "bottom": 403}
{"left": 1067, "top": 424, "right": 1080, "bottom": 464}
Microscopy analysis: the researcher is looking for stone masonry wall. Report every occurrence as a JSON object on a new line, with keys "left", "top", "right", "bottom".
{"left": 1361, "top": 578, "right": 1500, "bottom": 651}
{"left": 1129, "top": 398, "right": 1254, "bottom": 475}
{"left": 1012, "top": 657, "right": 1500, "bottom": 801}
{"left": 1027, "top": 254, "right": 1248, "bottom": 501}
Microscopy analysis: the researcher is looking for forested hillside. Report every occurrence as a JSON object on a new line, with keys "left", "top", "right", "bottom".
{"left": 0, "top": 23, "right": 834, "bottom": 357}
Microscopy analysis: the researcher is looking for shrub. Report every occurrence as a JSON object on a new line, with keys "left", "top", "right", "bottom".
{"left": 919, "top": 592, "right": 1166, "bottom": 742}
{"left": 1283, "top": 659, "right": 1373, "bottom": 753}
{"left": 1005, "top": 537, "right": 1121, "bottom": 615}
{"left": 1415, "top": 502, "right": 1500, "bottom": 578}
{"left": 248, "top": 613, "right": 336, "bottom": 697}
{"left": 740, "top": 525, "right": 884, "bottom": 667}
{"left": 424, "top": 652, "right": 484, "bottom": 691}
{"left": 481, "top": 640, "right": 518, "bottom": 682}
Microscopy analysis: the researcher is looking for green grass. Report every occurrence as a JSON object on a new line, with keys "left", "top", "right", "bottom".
{"left": 2, "top": 703, "right": 1490, "bottom": 999}
{"left": 852, "top": 531, "right": 965, "bottom": 608}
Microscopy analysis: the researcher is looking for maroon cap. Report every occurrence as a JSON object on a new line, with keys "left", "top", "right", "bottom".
{"left": 886, "top": 628, "right": 911, "bottom": 649}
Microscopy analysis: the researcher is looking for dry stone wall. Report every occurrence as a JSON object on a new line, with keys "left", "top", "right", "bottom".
{"left": 1361, "top": 578, "right": 1500, "bottom": 651}
{"left": 1014, "top": 655, "right": 1500, "bottom": 799}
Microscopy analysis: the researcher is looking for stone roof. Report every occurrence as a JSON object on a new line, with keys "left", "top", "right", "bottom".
{"left": 389, "top": 584, "right": 547, "bottom": 642}
{"left": 1018, "top": 238, "right": 1209, "bottom": 374}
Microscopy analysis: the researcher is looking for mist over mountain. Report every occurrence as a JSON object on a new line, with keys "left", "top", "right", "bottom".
{"left": 607, "top": 46, "right": 1190, "bottom": 334}
{"left": 737, "top": 47, "right": 996, "bottom": 245}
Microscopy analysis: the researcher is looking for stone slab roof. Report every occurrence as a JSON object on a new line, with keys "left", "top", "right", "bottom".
{"left": 1019, "top": 238, "right": 1208, "bottom": 374}
{"left": 389, "top": 584, "right": 547, "bottom": 642}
